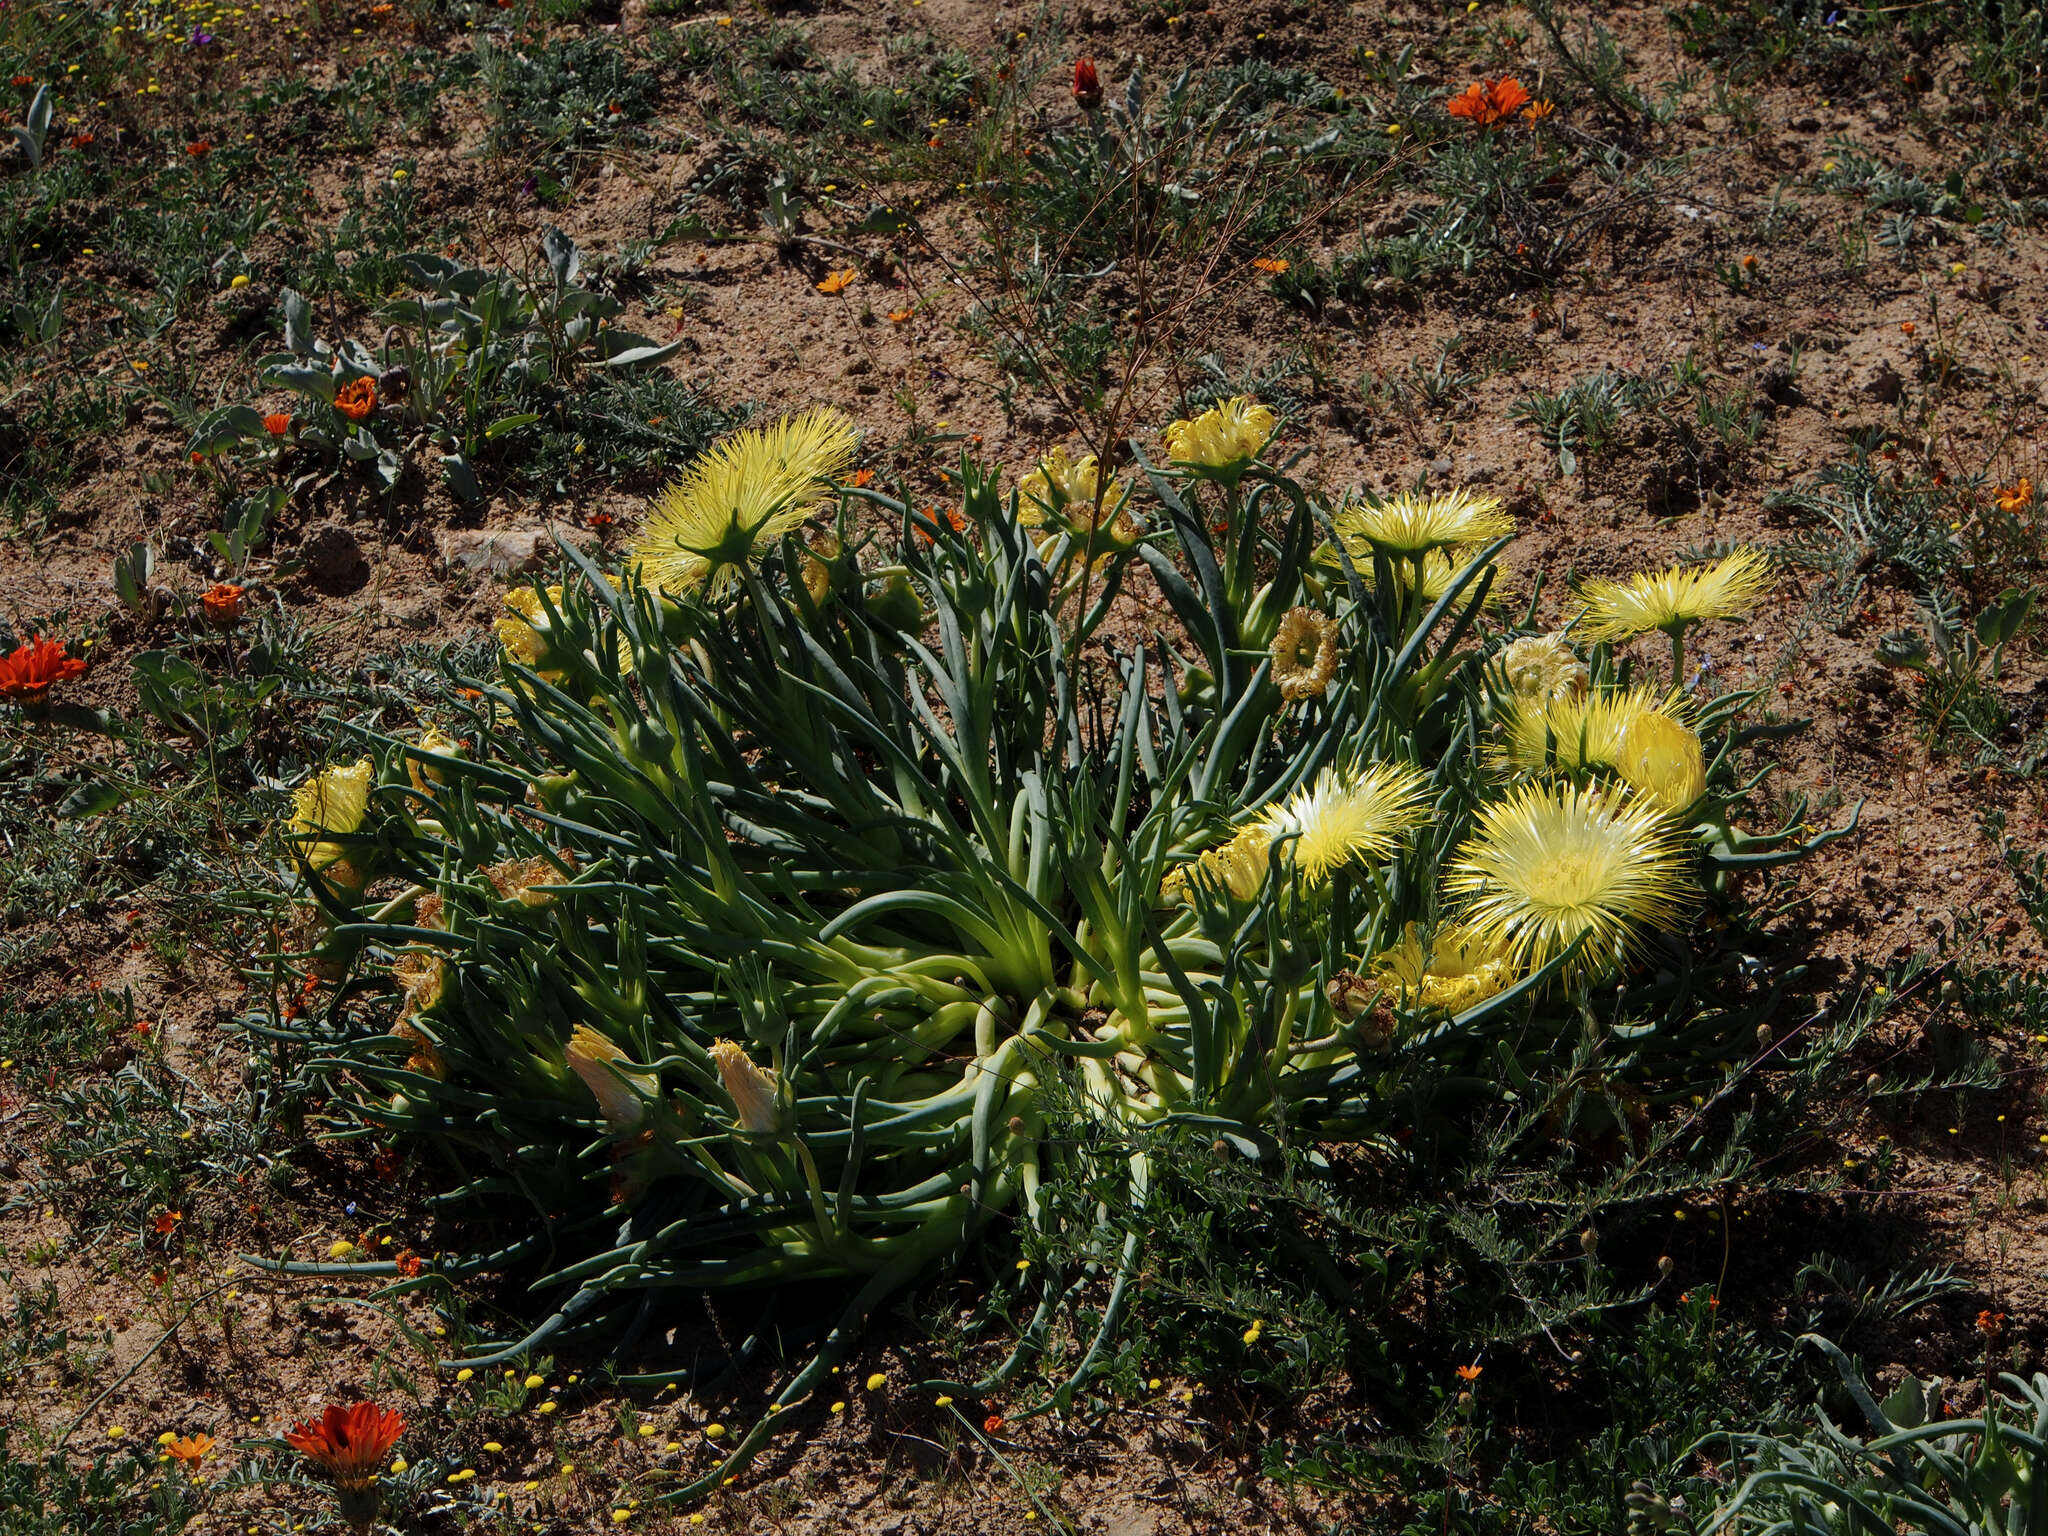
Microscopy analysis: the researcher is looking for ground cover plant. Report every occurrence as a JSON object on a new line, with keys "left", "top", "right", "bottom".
{"left": 4, "top": 0, "right": 2048, "bottom": 1531}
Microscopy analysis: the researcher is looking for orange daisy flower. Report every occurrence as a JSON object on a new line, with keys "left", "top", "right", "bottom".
{"left": 1455, "top": 1363, "right": 1483, "bottom": 1381}
{"left": 887, "top": 307, "right": 915, "bottom": 324}
{"left": 165, "top": 1432, "right": 216, "bottom": 1465}
{"left": 264, "top": 412, "right": 293, "bottom": 436}
{"left": 0, "top": 636, "right": 88, "bottom": 704}
{"left": 1252, "top": 257, "right": 1289, "bottom": 275}
{"left": 284, "top": 1402, "right": 406, "bottom": 1496}
{"left": 1522, "top": 98, "right": 1555, "bottom": 121}
{"left": 334, "top": 377, "right": 377, "bottom": 422}
{"left": 850, "top": 469, "right": 875, "bottom": 488}
{"left": 1993, "top": 477, "right": 2034, "bottom": 514}
{"left": 816, "top": 269, "right": 858, "bottom": 294}
{"left": 1445, "top": 77, "right": 1531, "bottom": 128}
{"left": 201, "top": 582, "right": 246, "bottom": 627}
{"left": 186, "top": 140, "right": 211, "bottom": 158}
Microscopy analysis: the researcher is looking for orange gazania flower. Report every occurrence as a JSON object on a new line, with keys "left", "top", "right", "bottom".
{"left": 152, "top": 1209, "right": 183, "bottom": 1235}
{"left": 914, "top": 506, "right": 968, "bottom": 544}
{"left": 265, "top": 412, "right": 293, "bottom": 436}
{"left": 165, "top": 1432, "right": 216, "bottom": 1465}
{"left": 1252, "top": 257, "right": 1290, "bottom": 275}
{"left": 816, "top": 268, "right": 858, "bottom": 294}
{"left": 186, "top": 140, "right": 211, "bottom": 158}
{"left": 201, "top": 582, "right": 246, "bottom": 627}
{"left": 0, "top": 636, "right": 88, "bottom": 704}
{"left": 1522, "top": 98, "right": 1555, "bottom": 121}
{"left": 369, "top": 1, "right": 393, "bottom": 12}
{"left": 1073, "top": 57, "right": 1102, "bottom": 109}
{"left": 1455, "top": 1363, "right": 1483, "bottom": 1381}
{"left": 887, "top": 307, "right": 914, "bottom": 324}
{"left": 11, "top": 74, "right": 32, "bottom": 87}
{"left": 982, "top": 1413, "right": 1006, "bottom": 1435}
{"left": 393, "top": 1249, "right": 424, "bottom": 1278}
{"left": 1445, "top": 76, "right": 1531, "bottom": 128}
{"left": 70, "top": 132, "right": 95, "bottom": 149}
{"left": 1993, "top": 477, "right": 2033, "bottom": 513}
{"left": 334, "top": 377, "right": 377, "bottom": 422}
{"left": 284, "top": 1402, "right": 406, "bottom": 1491}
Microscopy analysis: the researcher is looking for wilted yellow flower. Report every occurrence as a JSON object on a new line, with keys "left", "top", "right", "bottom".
{"left": 1269, "top": 607, "right": 1339, "bottom": 701}
{"left": 709, "top": 1039, "right": 783, "bottom": 1134}
{"left": 1018, "top": 447, "right": 1140, "bottom": 551}
{"left": 565, "top": 1025, "right": 658, "bottom": 1132}
{"left": 407, "top": 726, "right": 465, "bottom": 793}
{"left": 633, "top": 407, "right": 860, "bottom": 600}
{"left": 1571, "top": 549, "right": 1773, "bottom": 645}
{"left": 800, "top": 532, "right": 843, "bottom": 608}
{"left": 1494, "top": 633, "right": 1588, "bottom": 708}
{"left": 1254, "top": 760, "right": 1433, "bottom": 884}
{"left": 496, "top": 585, "right": 569, "bottom": 677}
{"left": 1332, "top": 488, "right": 1514, "bottom": 556}
{"left": 1160, "top": 825, "right": 1272, "bottom": 904}
{"left": 390, "top": 1019, "right": 448, "bottom": 1081}
{"left": 1162, "top": 396, "right": 1276, "bottom": 478}
{"left": 1374, "top": 922, "right": 1518, "bottom": 1015}
{"left": 1444, "top": 782, "right": 1696, "bottom": 980}
{"left": 290, "top": 758, "right": 374, "bottom": 873}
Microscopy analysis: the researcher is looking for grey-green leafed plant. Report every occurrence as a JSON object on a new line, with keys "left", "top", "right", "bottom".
{"left": 1702, "top": 1335, "right": 2048, "bottom": 1535}
{"left": 259, "top": 396, "right": 1844, "bottom": 1500}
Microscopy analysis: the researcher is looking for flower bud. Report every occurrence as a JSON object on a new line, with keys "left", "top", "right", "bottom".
{"left": 1072, "top": 57, "right": 1102, "bottom": 110}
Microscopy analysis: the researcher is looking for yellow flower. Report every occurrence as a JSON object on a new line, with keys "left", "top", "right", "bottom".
{"left": 1493, "top": 633, "right": 1588, "bottom": 708}
{"left": 1018, "top": 446, "right": 1140, "bottom": 550}
{"left": 1268, "top": 606, "right": 1340, "bottom": 701}
{"left": 1162, "top": 396, "right": 1276, "bottom": 478}
{"left": 495, "top": 585, "right": 569, "bottom": 677}
{"left": 1615, "top": 708, "right": 1708, "bottom": 814}
{"left": 632, "top": 407, "right": 860, "bottom": 600}
{"left": 565, "top": 1026, "right": 657, "bottom": 1132}
{"left": 710, "top": 1040, "right": 782, "bottom": 1134}
{"left": 290, "top": 758, "right": 374, "bottom": 873}
{"left": 329, "top": 1239, "right": 355, "bottom": 1260}
{"left": 1444, "top": 782, "right": 1696, "bottom": 980}
{"left": 1496, "top": 686, "right": 1652, "bottom": 776}
{"left": 406, "top": 725, "right": 465, "bottom": 793}
{"left": 524, "top": 1374, "right": 545, "bottom": 1389}
{"left": 1373, "top": 922, "right": 1518, "bottom": 1015}
{"left": 1332, "top": 488, "right": 1513, "bottom": 556}
{"left": 865, "top": 1373, "right": 886, "bottom": 1390}
{"left": 1254, "top": 760, "right": 1433, "bottom": 884}
{"left": 1571, "top": 549, "right": 1773, "bottom": 645}
{"left": 1160, "top": 825, "right": 1273, "bottom": 905}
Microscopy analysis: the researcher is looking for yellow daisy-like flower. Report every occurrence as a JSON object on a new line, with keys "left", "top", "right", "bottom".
{"left": 1332, "top": 488, "right": 1514, "bottom": 557}
{"left": 290, "top": 758, "right": 374, "bottom": 872}
{"left": 1373, "top": 921, "right": 1518, "bottom": 1015}
{"left": 1443, "top": 782, "right": 1696, "bottom": 980}
{"left": 1162, "top": 396, "right": 1276, "bottom": 478}
{"left": 1493, "top": 633, "right": 1588, "bottom": 708}
{"left": 1254, "top": 760, "right": 1433, "bottom": 884}
{"left": 1269, "top": 606, "right": 1340, "bottom": 701}
{"left": 565, "top": 1025, "right": 657, "bottom": 1132}
{"left": 1570, "top": 548, "right": 1773, "bottom": 645}
{"left": 633, "top": 407, "right": 860, "bottom": 600}
{"left": 710, "top": 1039, "right": 783, "bottom": 1135}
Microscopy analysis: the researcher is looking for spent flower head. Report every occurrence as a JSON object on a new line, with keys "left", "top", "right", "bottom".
{"left": 1269, "top": 606, "right": 1340, "bottom": 702}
